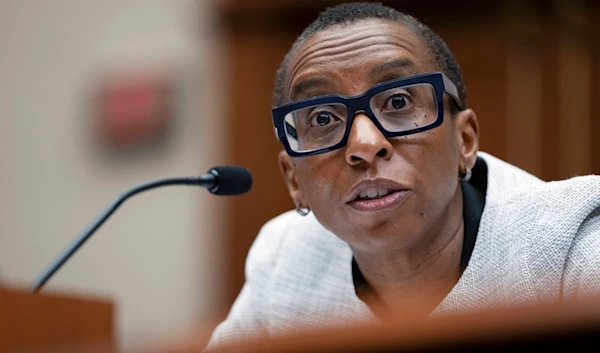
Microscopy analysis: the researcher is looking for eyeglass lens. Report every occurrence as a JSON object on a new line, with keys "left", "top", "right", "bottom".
{"left": 283, "top": 83, "right": 437, "bottom": 153}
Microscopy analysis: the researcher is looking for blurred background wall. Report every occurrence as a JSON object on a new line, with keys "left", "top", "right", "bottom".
{"left": 0, "top": 0, "right": 228, "bottom": 350}
{"left": 0, "top": 0, "right": 598, "bottom": 351}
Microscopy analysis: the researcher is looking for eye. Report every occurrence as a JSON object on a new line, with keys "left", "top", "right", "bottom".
{"left": 310, "top": 111, "right": 333, "bottom": 127}
{"left": 386, "top": 95, "right": 410, "bottom": 110}
{"left": 302, "top": 104, "right": 346, "bottom": 129}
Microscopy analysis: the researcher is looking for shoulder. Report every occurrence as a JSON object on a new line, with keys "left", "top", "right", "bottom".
{"left": 246, "top": 210, "right": 347, "bottom": 271}
{"left": 479, "top": 151, "right": 600, "bottom": 285}
{"left": 563, "top": 207, "right": 600, "bottom": 299}
{"left": 477, "top": 152, "right": 543, "bottom": 195}
{"left": 477, "top": 152, "right": 600, "bottom": 268}
{"left": 256, "top": 209, "right": 331, "bottom": 242}
{"left": 447, "top": 152, "right": 600, "bottom": 307}
{"left": 253, "top": 209, "right": 340, "bottom": 249}
{"left": 479, "top": 151, "right": 600, "bottom": 220}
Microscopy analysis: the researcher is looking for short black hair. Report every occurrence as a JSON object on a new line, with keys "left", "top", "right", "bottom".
{"left": 272, "top": 2, "right": 466, "bottom": 113}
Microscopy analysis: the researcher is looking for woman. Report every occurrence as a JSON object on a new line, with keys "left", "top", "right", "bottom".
{"left": 205, "top": 2, "right": 600, "bottom": 350}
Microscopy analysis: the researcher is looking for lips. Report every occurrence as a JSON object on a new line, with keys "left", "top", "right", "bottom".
{"left": 345, "top": 179, "right": 410, "bottom": 212}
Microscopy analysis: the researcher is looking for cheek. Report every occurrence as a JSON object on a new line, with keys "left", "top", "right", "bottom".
{"left": 403, "top": 127, "right": 459, "bottom": 202}
{"left": 424, "top": 129, "right": 461, "bottom": 201}
{"left": 294, "top": 157, "right": 353, "bottom": 234}
{"left": 295, "top": 158, "right": 341, "bottom": 206}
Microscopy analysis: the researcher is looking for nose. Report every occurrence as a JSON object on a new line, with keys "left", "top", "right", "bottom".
{"left": 345, "top": 113, "right": 393, "bottom": 167}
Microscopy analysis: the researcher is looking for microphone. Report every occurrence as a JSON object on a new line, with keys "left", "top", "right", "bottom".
{"left": 30, "top": 165, "right": 252, "bottom": 293}
{"left": 201, "top": 165, "right": 253, "bottom": 196}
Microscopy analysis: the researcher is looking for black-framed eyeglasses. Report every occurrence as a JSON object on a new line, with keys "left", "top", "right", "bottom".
{"left": 271, "top": 72, "right": 463, "bottom": 158}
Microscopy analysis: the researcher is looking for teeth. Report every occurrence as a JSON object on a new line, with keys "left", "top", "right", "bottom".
{"left": 366, "top": 190, "right": 378, "bottom": 198}
{"left": 377, "top": 189, "right": 389, "bottom": 196}
{"left": 358, "top": 189, "right": 390, "bottom": 200}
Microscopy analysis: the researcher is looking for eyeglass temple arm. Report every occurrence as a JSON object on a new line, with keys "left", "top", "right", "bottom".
{"left": 273, "top": 121, "right": 299, "bottom": 141}
{"left": 441, "top": 74, "right": 463, "bottom": 110}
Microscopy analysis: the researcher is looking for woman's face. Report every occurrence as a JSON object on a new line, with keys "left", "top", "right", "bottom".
{"left": 279, "top": 19, "right": 478, "bottom": 255}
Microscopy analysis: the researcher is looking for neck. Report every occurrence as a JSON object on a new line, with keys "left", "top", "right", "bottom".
{"left": 352, "top": 186, "right": 465, "bottom": 319}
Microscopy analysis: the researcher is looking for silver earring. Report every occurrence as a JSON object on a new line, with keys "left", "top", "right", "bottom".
{"left": 296, "top": 203, "right": 310, "bottom": 216}
{"left": 459, "top": 167, "right": 472, "bottom": 182}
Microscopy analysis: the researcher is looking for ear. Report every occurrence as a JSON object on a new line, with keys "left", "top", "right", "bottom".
{"left": 453, "top": 108, "right": 479, "bottom": 171}
{"left": 278, "top": 150, "right": 304, "bottom": 208}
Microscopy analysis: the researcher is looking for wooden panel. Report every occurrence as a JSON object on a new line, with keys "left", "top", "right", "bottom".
{"left": 502, "top": 0, "right": 544, "bottom": 176}
{"left": 219, "top": 0, "right": 487, "bottom": 22}
{"left": 209, "top": 296, "right": 600, "bottom": 353}
{"left": 223, "top": 27, "right": 299, "bottom": 307}
{"left": 0, "top": 287, "right": 114, "bottom": 352}
{"left": 152, "top": 296, "right": 600, "bottom": 352}
{"left": 541, "top": 1, "right": 561, "bottom": 181}
{"left": 590, "top": 0, "right": 600, "bottom": 174}
{"left": 423, "top": 2, "right": 508, "bottom": 161}
{"left": 555, "top": 0, "right": 593, "bottom": 178}
{"left": 219, "top": 0, "right": 498, "bottom": 32}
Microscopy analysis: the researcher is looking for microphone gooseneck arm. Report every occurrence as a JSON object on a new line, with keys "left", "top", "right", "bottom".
{"left": 30, "top": 175, "right": 216, "bottom": 293}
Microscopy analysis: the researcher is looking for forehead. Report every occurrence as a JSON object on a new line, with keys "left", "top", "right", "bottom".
{"left": 284, "top": 18, "right": 436, "bottom": 101}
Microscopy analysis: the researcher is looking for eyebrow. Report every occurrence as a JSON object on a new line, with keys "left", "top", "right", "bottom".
{"left": 369, "top": 59, "right": 418, "bottom": 80}
{"left": 290, "top": 77, "right": 333, "bottom": 102}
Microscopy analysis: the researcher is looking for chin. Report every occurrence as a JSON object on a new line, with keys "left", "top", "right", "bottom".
{"left": 339, "top": 218, "right": 421, "bottom": 252}
{"left": 351, "top": 233, "right": 415, "bottom": 254}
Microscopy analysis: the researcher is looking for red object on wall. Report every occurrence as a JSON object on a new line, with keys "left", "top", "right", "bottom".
{"left": 94, "top": 71, "right": 173, "bottom": 151}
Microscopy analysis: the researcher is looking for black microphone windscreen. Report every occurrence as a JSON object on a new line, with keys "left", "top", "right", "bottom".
{"left": 210, "top": 165, "right": 253, "bottom": 195}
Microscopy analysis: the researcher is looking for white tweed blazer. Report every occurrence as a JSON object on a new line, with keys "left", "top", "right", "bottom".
{"left": 206, "top": 152, "right": 600, "bottom": 349}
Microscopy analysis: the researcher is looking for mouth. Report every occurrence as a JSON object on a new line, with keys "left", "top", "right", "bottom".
{"left": 355, "top": 188, "right": 395, "bottom": 200}
{"left": 346, "top": 181, "right": 410, "bottom": 212}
